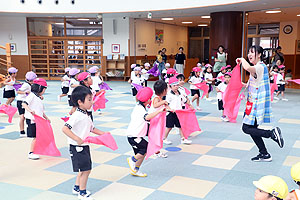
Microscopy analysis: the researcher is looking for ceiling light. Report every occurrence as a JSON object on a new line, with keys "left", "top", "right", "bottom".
{"left": 248, "top": 22, "right": 250, "bottom": 25}
{"left": 297, "top": 14, "right": 300, "bottom": 16}
{"left": 201, "top": 16, "right": 210, "bottom": 19}
{"left": 55, "top": 22, "right": 64, "bottom": 25}
{"left": 161, "top": 18, "right": 174, "bottom": 21}
{"left": 78, "top": 18, "right": 90, "bottom": 21}
{"left": 182, "top": 22, "right": 193, "bottom": 24}
{"left": 198, "top": 24, "right": 208, "bottom": 26}
{"left": 265, "top": 10, "right": 281, "bottom": 14}
{"left": 89, "top": 22, "right": 94, "bottom": 24}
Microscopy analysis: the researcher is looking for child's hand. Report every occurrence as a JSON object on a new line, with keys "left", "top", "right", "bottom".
{"left": 76, "top": 138, "right": 84, "bottom": 145}
{"left": 30, "top": 110, "right": 35, "bottom": 115}
{"left": 162, "top": 100, "right": 168, "bottom": 105}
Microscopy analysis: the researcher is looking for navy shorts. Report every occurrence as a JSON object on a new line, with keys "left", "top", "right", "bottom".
{"left": 3, "top": 89, "right": 15, "bottom": 98}
{"left": 127, "top": 137, "right": 148, "bottom": 155}
{"left": 26, "top": 119, "right": 36, "bottom": 138}
{"left": 69, "top": 145, "right": 92, "bottom": 172}
{"left": 191, "top": 89, "right": 200, "bottom": 97}
{"left": 166, "top": 112, "right": 181, "bottom": 128}
{"left": 17, "top": 100, "right": 25, "bottom": 115}
{"left": 61, "top": 87, "right": 69, "bottom": 94}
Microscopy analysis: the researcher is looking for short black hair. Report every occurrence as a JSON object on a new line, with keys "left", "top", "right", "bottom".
{"left": 287, "top": 69, "right": 292, "bottom": 73}
{"left": 176, "top": 74, "right": 185, "bottom": 80}
{"left": 179, "top": 47, "right": 184, "bottom": 50}
{"left": 31, "top": 83, "right": 46, "bottom": 94}
{"left": 276, "top": 46, "right": 282, "bottom": 50}
{"left": 158, "top": 50, "right": 162, "bottom": 54}
{"left": 90, "top": 73, "right": 96, "bottom": 76}
{"left": 217, "top": 45, "right": 225, "bottom": 53}
{"left": 153, "top": 80, "right": 167, "bottom": 95}
{"left": 71, "top": 86, "right": 92, "bottom": 107}
{"left": 70, "top": 75, "right": 76, "bottom": 78}
{"left": 162, "top": 48, "right": 166, "bottom": 51}
{"left": 224, "top": 74, "right": 231, "bottom": 77}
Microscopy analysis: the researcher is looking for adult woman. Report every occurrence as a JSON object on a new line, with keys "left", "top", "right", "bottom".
{"left": 161, "top": 48, "right": 167, "bottom": 63}
{"left": 271, "top": 46, "right": 284, "bottom": 66}
{"left": 237, "top": 45, "right": 283, "bottom": 162}
{"left": 213, "top": 45, "right": 227, "bottom": 76}
{"left": 174, "top": 47, "right": 186, "bottom": 74}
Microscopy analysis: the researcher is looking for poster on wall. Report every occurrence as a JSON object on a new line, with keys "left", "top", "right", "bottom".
{"left": 155, "top": 29, "right": 163, "bottom": 44}
{"left": 111, "top": 44, "right": 120, "bottom": 53}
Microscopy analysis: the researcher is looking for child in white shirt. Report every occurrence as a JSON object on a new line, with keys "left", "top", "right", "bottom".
{"left": 216, "top": 72, "right": 231, "bottom": 122}
{"left": 3, "top": 67, "right": 21, "bottom": 105}
{"left": 276, "top": 66, "right": 288, "bottom": 101}
{"left": 68, "top": 68, "right": 80, "bottom": 115}
{"left": 58, "top": 67, "right": 70, "bottom": 101}
{"left": 204, "top": 64, "right": 215, "bottom": 100}
{"left": 131, "top": 67, "right": 144, "bottom": 96}
{"left": 188, "top": 67, "right": 203, "bottom": 110}
{"left": 141, "top": 63, "right": 150, "bottom": 87}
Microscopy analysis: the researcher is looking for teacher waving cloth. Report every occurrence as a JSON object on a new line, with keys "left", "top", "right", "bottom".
{"left": 174, "top": 47, "right": 186, "bottom": 74}
{"left": 213, "top": 45, "right": 227, "bottom": 76}
{"left": 237, "top": 45, "right": 284, "bottom": 162}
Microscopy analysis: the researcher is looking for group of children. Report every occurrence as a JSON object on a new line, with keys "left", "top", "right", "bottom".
{"left": 269, "top": 64, "right": 289, "bottom": 101}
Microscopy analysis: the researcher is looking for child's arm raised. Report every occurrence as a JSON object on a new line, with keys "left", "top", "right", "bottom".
{"left": 153, "top": 97, "right": 168, "bottom": 108}
{"left": 145, "top": 107, "right": 165, "bottom": 121}
{"left": 62, "top": 126, "right": 84, "bottom": 145}
{"left": 91, "top": 128, "right": 106, "bottom": 136}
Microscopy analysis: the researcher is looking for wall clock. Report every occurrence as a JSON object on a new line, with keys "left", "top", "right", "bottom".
{"left": 283, "top": 25, "right": 293, "bottom": 34}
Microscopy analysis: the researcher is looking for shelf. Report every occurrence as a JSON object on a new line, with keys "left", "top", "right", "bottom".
{"left": 106, "top": 59, "right": 126, "bottom": 62}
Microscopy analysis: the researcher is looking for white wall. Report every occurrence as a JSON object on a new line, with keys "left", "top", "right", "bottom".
{"left": 279, "top": 21, "right": 298, "bottom": 55}
{"left": 0, "top": 16, "right": 28, "bottom": 55}
{"left": 102, "top": 17, "right": 129, "bottom": 56}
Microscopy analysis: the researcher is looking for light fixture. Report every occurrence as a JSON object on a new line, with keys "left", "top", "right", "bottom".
{"left": 198, "top": 24, "right": 208, "bottom": 26}
{"left": 55, "top": 22, "right": 64, "bottom": 25}
{"left": 265, "top": 10, "right": 281, "bottom": 14}
{"left": 78, "top": 18, "right": 90, "bottom": 21}
{"left": 182, "top": 22, "right": 193, "bottom": 24}
{"left": 201, "top": 16, "right": 210, "bottom": 19}
{"left": 297, "top": 14, "right": 300, "bottom": 16}
{"left": 161, "top": 18, "right": 174, "bottom": 21}
{"left": 248, "top": 22, "right": 250, "bottom": 25}
{"left": 89, "top": 22, "right": 94, "bottom": 24}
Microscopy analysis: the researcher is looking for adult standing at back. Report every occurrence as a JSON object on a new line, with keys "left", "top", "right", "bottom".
{"left": 236, "top": 45, "right": 284, "bottom": 162}
{"left": 213, "top": 45, "right": 227, "bottom": 76}
{"left": 271, "top": 46, "right": 284, "bottom": 66}
{"left": 161, "top": 48, "right": 167, "bottom": 63}
{"left": 174, "top": 47, "right": 186, "bottom": 74}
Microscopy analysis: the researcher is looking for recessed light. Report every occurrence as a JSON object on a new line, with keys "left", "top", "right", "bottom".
{"left": 78, "top": 18, "right": 90, "bottom": 21}
{"left": 161, "top": 18, "right": 174, "bottom": 21}
{"left": 55, "top": 22, "right": 64, "bottom": 25}
{"left": 248, "top": 22, "right": 250, "bottom": 25}
{"left": 182, "top": 22, "right": 193, "bottom": 24}
{"left": 201, "top": 16, "right": 210, "bottom": 19}
{"left": 265, "top": 10, "right": 281, "bottom": 14}
{"left": 198, "top": 24, "right": 208, "bottom": 26}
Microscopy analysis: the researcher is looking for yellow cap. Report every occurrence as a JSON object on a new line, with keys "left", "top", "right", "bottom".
{"left": 253, "top": 175, "right": 288, "bottom": 199}
{"left": 291, "top": 162, "right": 300, "bottom": 182}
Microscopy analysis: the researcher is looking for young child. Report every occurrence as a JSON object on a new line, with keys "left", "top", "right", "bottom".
{"left": 128, "top": 64, "right": 136, "bottom": 83}
{"left": 58, "top": 67, "right": 70, "bottom": 101}
{"left": 188, "top": 67, "right": 202, "bottom": 110}
{"left": 62, "top": 86, "right": 106, "bottom": 200}
{"left": 253, "top": 175, "right": 288, "bottom": 200}
{"left": 68, "top": 68, "right": 80, "bottom": 115}
{"left": 286, "top": 162, "right": 300, "bottom": 200}
{"left": 22, "top": 78, "right": 50, "bottom": 160}
{"left": 3, "top": 67, "right": 21, "bottom": 105}
{"left": 215, "top": 66, "right": 227, "bottom": 86}
{"left": 16, "top": 71, "right": 37, "bottom": 137}
{"left": 226, "top": 65, "right": 232, "bottom": 72}
{"left": 164, "top": 77, "right": 192, "bottom": 145}
{"left": 161, "top": 63, "right": 170, "bottom": 80}
{"left": 203, "top": 64, "right": 215, "bottom": 100}
{"left": 141, "top": 63, "right": 150, "bottom": 87}
{"left": 89, "top": 66, "right": 101, "bottom": 92}
{"left": 177, "top": 74, "right": 194, "bottom": 110}
{"left": 216, "top": 72, "right": 231, "bottom": 122}
{"left": 276, "top": 65, "right": 288, "bottom": 101}
{"left": 165, "top": 68, "right": 176, "bottom": 84}
{"left": 126, "top": 87, "right": 165, "bottom": 177}
{"left": 131, "top": 66, "right": 144, "bottom": 96}
{"left": 269, "top": 65, "right": 279, "bottom": 84}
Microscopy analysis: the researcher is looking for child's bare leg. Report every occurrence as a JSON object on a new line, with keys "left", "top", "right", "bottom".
{"left": 30, "top": 138, "right": 36, "bottom": 152}
{"left": 79, "top": 170, "right": 91, "bottom": 191}
{"left": 281, "top": 91, "right": 284, "bottom": 98}
{"left": 164, "top": 128, "right": 172, "bottom": 139}
{"left": 75, "top": 172, "right": 82, "bottom": 186}
{"left": 135, "top": 153, "right": 145, "bottom": 168}
{"left": 178, "top": 128, "right": 184, "bottom": 138}
{"left": 19, "top": 114, "right": 25, "bottom": 132}
{"left": 6, "top": 97, "right": 14, "bottom": 105}
{"left": 196, "top": 97, "right": 200, "bottom": 106}
{"left": 69, "top": 106, "right": 76, "bottom": 115}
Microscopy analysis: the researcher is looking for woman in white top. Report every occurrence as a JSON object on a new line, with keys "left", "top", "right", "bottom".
{"left": 58, "top": 67, "right": 70, "bottom": 101}
{"left": 3, "top": 67, "right": 21, "bottom": 105}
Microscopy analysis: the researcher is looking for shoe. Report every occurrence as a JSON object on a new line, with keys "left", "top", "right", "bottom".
{"left": 251, "top": 153, "right": 272, "bottom": 162}
{"left": 282, "top": 98, "right": 288, "bottom": 101}
{"left": 163, "top": 139, "right": 172, "bottom": 145}
{"left": 28, "top": 152, "right": 39, "bottom": 160}
{"left": 155, "top": 151, "right": 168, "bottom": 158}
{"left": 181, "top": 138, "right": 192, "bottom": 145}
{"left": 196, "top": 106, "right": 201, "bottom": 111}
{"left": 78, "top": 193, "right": 94, "bottom": 200}
{"left": 274, "top": 96, "right": 280, "bottom": 100}
{"left": 221, "top": 116, "right": 229, "bottom": 122}
{"left": 20, "top": 133, "right": 26, "bottom": 138}
{"left": 127, "top": 157, "right": 136, "bottom": 173}
{"left": 57, "top": 95, "right": 61, "bottom": 102}
{"left": 73, "top": 189, "right": 91, "bottom": 195}
{"left": 271, "top": 127, "right": 284, "bottom": 148}
{"left": 130, "top": 170, "right": 147, "bottom": 177}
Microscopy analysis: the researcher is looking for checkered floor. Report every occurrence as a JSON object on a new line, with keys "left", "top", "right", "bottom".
{"left": 0, "top": 81, "right": 299, "bottom": 200}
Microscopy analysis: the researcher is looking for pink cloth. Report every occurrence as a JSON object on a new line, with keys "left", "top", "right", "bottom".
{"left": 270, "top": 74, "right": 278, "bottom": 101}
{"left": 145, "top": 111, "right": 166, "bottom": 160}
{"left": 132, "top": 83, "right": 144, "bottom": 92}
{"left": 33, "top": 115, "right": 61, "bottom": 157}
{"left": 194, "top": 82, "right": 209, "bottom": 99}
{"left": 93, "top": 90, "right": 106, "bottom": 111}
{"left": 13, "top": 84, "right": 22, "bottom": 91}
{"left": 61, "top": 117, "right": 69, "bottom": 122}
{"left": 223, "top": 64, "right": 243, "bottom": 123}
{"left": 84, "top": 133, "right": 118, "bottom": 151}
{"left": 288, "top": 79, "right": 300, "bottom": 85}
{"left": 183, "top": 87, "right": 191, "bottom": 96}
{"left": 99, "top": 82, "right": 112, "bottom": 90}
{"left": 227, "top": 93, "right": 245, "bottom": 123}
{"left": 0, "top": 104, "right": 17, "bottom": 123}
{"left": 175, "top": 109, "right": 201, "bottom": 139}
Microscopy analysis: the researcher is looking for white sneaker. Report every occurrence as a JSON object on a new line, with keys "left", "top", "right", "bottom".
{"left": 155, "top": 152, "right": 168, "bottom": 158}
{"left": 163, "top": 139, "right": 172, "bottom": 145}
{"left": 20, "top": 133, "right": 26, "bottom": 138}
{"left": 78, "top": 193, "right": 94, "bottom": 200}
{"left": 274, "top": 96, "right": 280, "bottom": 100}
{"left": 282, "top": 98, "right": 288, "bottom": 101}
{"left": 221, "top": 116, "right": 229, "bottom": 122}
{"left": 127, "top": 157, "right": 136, "bottom": 173}
{"left": 130, "top": 170, "right": 147, "bottom": 177}
{"left": 206, "top": 98, "right": 212, "bottom": 101}
{"left": 196, "top": 106, "right": 201, "bottom": 111}
{"left": 73, "top": 189, "right": 91, "bottom": 195}
{"left": 28, "top": 152, "right": 39, "bottom": 160}
{"left": 57, "top": 95, "right": 61, "bottom": 102}
{"left": 181, "top": 138, "right": 192, "bottom": 144}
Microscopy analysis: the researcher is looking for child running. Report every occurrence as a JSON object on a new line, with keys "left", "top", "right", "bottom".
{"left": 68, "top": 68, "right": 80, "bottom": 115}
{"left": 203, "top": 64, "right": 215, "bottom": 101}
{"left": 177, "top": 74, "right": 194, "bottom": 110}
{"left": 58, "top": 67, "right": 70, "bottom": 101}
{"left": 276, "top": 65, "right": 288, "bottom": 101}
{"left": 3, "top": 67, "right": 21, "bottom": 105}
{"left": 188, "top": 67, "right": 202, "bottom": 110}
{"left": 215, "top": 66, "right": 227, "bottom": 86}
{"left": 141, "top": 63, "right": 150, "bottom": 87}
{"left": 127, "top": 87, "right": 165, "bottom": 177}
{"left": 216, "top": 72, "right": 231, "bottom": 122}
{"left": 62, "top": 86, "right": 106, "bottom": 200}
{"left": 16, "top": 71, "right": 37, "bottom": 137}
{"left": 22, "top": 78, "right": 50, "bottom": 160}
{"left": 131, "top": 66, "right": 144, "bottom": 96}
{"left": 89, "top": 66, "right": 101, "bottom": 93}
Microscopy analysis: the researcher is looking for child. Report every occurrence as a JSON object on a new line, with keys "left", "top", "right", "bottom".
{"left": 16, "top": 71, "right": 37, "bottom": 137}
{"left": 226, "top": 65, "right": 232, "bottom": 72}
{"left": 215, "top": 66, "right": 227, "bottom": 86}
{"left": 276, "top": 65, "right": 288, "bottom": 101}
{"left": 58, "top": 67, "right": 70, "bottom": 101}
{"left": 62, "top": 86, "right": 106, "bottom": 199}
{"left": 131, "top": 66, "right": 144, "bottom": 96}
{"left": 286, "top": 162, "right": 300, "bottom": 200}
{"left": 177, "top": 74, "right": 194, "bottom": 110}
{"left": 269, "top": 65, "right": 279, "bottom": 84}
{"left": 128, "top": 64, "right": 136, "bottom": 83}
{"left": 165, "top": 68, "right": 176, "bottom": 84}
{"left": 22, "top": 78, "right": 50, "bottom": 160}
{"left": 164, "top": 77, "right": 192, "bottom": 145}
{"left": 216, "top": 72, "right": 231, "bottom": 122}
{"left": 89, "top": 66, "right": 101, "bottom": 92}
{"left": 253, "top": 175, "right": 288, "bottom": 200}
{"left": 161, "top": 63, "right": 170, "bottom": 80}
{"left": 126, "top": 87, "right": 165, "bottom": 177}
{"left": 188, "top": 67, "right": 202, "bottom": 110}
{"left": 204, "top": 64, "right": 215, "bottom": 100}
{"left": 3, "top": 67, "right": 21, "bottom": 105}
{"left": 68, "top": 68, "right": 80, "bottom": 115}
{"left": 141, "top": 63, "right": 150, "bottom": 87}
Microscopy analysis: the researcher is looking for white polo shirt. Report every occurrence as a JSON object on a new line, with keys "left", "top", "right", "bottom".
{"left": 16, "top": 82, "right": 31, "bottom": 101}
{"left": 61, "top": 75, "right": 70, "bottom": 88}
{"left": 141, "top": 69, "right": 150, "bottom": 81}
{"left": 4, "top": 78, "right": 15, "bottom": 91}
{"left": 126, "top": 104, "right": 148, "bottom": 138}
{"left": 217, "top": 82, "right": 227, "bottom": 100}
{"left": 166, "top": 90, "right": 186, "bottom": 110}
{"left": 68, "top": 78, "right": 79, "bottom": 95}
{"left": 24, "top": 92, "right": 44, "bottom": 123}
{"left": 91, "top": 76, "right": 102, "bottom": 91}
{"left": 131, "top": 75, "right": 144, "bottom": 85}
{"left": 205, "top": 73, "right": 213, "bottom": 84}
{"left": 276, "top": 73, "right": 285, "bottom": 85}
{"left": 189, "top": 76, "right": 202, "bottom": 90}
{"left": 65, "top": 108, "right": 94, "bottom": 146}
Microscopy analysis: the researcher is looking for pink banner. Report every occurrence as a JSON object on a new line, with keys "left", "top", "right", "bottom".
{"left": 0, "top": 104, "right": 17, "bottom": 123}
{"left": 183, "top": 87, "right": 191, "bottom": 96}
{"left": 223, "top": 65, "right": 243, "bottom": 123}
{"left": 194, "top": 82, "right": 209, "bottom": 99}
{"left": 145, "top": 111, "right": 166, "bottom": 160}
{"left": 84, "top": 133, "right": 118, "bottom": 151}
{"left": 175, "top": 109, "right": 201, "bottom": 139}
{"left": 61, "top": 117, "right": 69, "bottom": 122}
{"left": 288, "top": 79, "right": 300, "bottom": 85}
{"left": 93, "top": 90, "right": 106, "bottom": 111}
{"left": 270, "top": 74, "right": 278, "bottom": 101}
{"left": 33, "top": 115, "right": 61, "bottom": 157}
